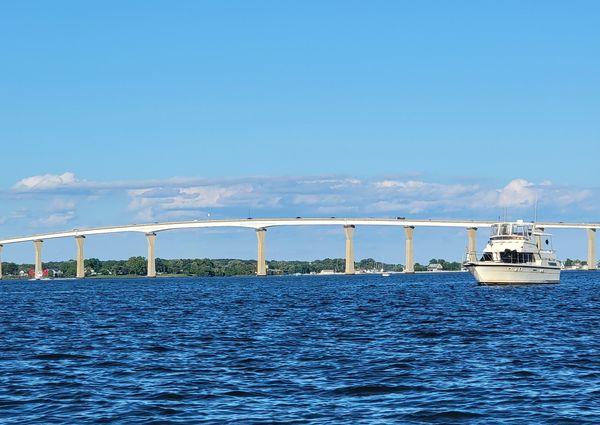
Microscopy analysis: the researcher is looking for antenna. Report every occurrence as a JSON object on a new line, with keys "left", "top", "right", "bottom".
{"left": 534, "top": 195, "right": 538, "bottom": 223}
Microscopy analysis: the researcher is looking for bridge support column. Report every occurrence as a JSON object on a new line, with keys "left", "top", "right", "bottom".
{"left": 0, "top": 244, "right": 3, "bottom": 279}
{"left": 587, "top": 228, "right": 597, "bottom": 270}
{"left": 146, "top": 233, "right": 156, "bottom": 278}
{"left": 404, "top": 226, "right": 414, "bottom": 273}
{"left": 75, "top": 236, "right": 85, "bottom": 278}
{"left": 467, "top": 228, "right": 477, "bottom": 262}
{"left": 34, "top": 240, "right": 43, "bottom": 279}
{"left": 344, "top": 225, "right": 355, "bottom": 275}
{"left": 256, "top": 228, "right": 267, "bottom": 276}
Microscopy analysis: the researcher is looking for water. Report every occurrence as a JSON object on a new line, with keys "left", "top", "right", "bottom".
{"left": 1, "top": 272, "right": 599, "bottom": 424}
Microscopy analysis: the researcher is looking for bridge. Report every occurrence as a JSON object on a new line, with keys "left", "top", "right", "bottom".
{"left": 0, "top": 218, "right": 598, "bottom": 279}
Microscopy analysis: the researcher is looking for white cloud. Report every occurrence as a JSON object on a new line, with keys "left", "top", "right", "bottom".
{"left": 128, "top": 188, "right": 153, "bottom": 197}
{"left": 34, "top": 211, "right": 76, "bottom": 227}
{"left": 14, "top": 172, "right": 78, "bottom": 191}
{"left": 126, "top": 184, "right": 283, "bottom": 221}
{"left": 300, "top": 178, "right": 361, "bottom": 186}
{"left": 553, "top": 190, "right": 591, "bottom": 206}
{"left": 11, "top": 173, "right": 242, "bottom": 194}
{"left": 175, "top": 186, "right": 254, "bottom": 208}
{"left": 374, "top": 180, "right": 477, "bottom": 198}
{"left": 497, "top": 179, "right": 537, "bottom": 208}
{"left": 489, "top": 179, "right": 591, "bottom": 211}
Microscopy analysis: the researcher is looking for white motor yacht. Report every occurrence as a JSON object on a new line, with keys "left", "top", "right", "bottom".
{"left": 464, "top": 220, "right": 561, "bottom": 284}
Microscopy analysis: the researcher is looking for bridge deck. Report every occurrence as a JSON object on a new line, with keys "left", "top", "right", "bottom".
{"left": 1, "top": 218, "right": 598, "bottom": 245}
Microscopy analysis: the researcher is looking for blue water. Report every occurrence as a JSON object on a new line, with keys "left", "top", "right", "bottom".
{"left": 1, "top": 272, "right": 599, "bottom": 424}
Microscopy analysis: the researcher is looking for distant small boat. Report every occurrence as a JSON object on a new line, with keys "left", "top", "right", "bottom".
{"left": 381, "top": 272, "right": 391, "bottom": 277}
{"left": 463, "top": 220, "right": 561, "bottom": 284}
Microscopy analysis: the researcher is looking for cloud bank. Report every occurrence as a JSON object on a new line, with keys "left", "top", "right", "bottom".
{"left": 5, "top": 172, "right": 598, "bottom": 228}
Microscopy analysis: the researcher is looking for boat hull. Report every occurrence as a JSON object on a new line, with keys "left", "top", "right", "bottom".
{"left": 465, "top": 263, "right": 560, "bottom": 285}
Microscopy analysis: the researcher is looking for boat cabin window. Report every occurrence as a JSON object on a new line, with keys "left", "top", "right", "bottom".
{"left": 500, "top": 250, "right": 534, "bottom": 264}
{"left": 491, "top": 223, "right": 532, "bottom": 239}
{"left": 481, "top": 252, "right": 493, "bottom": 261}
{"left": 511, "top": 225, "right": 529, "bottom": 237}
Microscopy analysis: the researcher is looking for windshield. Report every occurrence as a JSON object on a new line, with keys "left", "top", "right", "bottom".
{"left": 512, "top": 225, "right": 526, "bottom": 236}
{"left": 491, "top": 223, "right": 532, "bottom": 238}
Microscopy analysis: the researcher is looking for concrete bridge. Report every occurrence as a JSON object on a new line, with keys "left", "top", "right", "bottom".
{"left": 0, "top": 218, "right": 598, "bottom": 279}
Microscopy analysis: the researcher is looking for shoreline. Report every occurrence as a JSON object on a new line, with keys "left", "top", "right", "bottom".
{"left": 2, "top": 267, "right": 592, "bottom": 281}
{"left": 0, "top": 269, "right": 485, "bottom": 281}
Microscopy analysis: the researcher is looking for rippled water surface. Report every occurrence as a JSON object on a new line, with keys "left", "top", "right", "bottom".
{"left": 1, "top": 272, "right": 600, "bottom": 423}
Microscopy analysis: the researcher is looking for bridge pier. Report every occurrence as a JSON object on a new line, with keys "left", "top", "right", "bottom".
{"left": 75, "top": 236, "right": 85, "bottom": 278}
{"left": 34, "top": 240, "right": 43, "bottom": 279}
{"left": 146, "top": 233, "right": 156, "bottom": 277}
{"left": 588, "top": 228, "right": 597, "bottom": 270}
{"left": 0, "top": 244, "right": 3, "bottom": 279}
{"left": 467, "top": 227, "right": 477, "bottom": 262}
{"left": 344, "top": 225, "right": 355, "bottom": 275}
{"left": 256, "top": 228, "right": 267, "bottom": 276}
{"left": 404, "top": 226, "right": 414, "bottom": 273}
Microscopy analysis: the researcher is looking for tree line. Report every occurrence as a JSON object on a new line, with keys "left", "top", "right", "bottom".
{"left": 414, "top": 258, "right": 463, "bottom": 272}
{"left": 563, "top": 258, "right": 587, "bottom": 267}
{"left": 0, "top": 257, "right": 465, "bottom": 278}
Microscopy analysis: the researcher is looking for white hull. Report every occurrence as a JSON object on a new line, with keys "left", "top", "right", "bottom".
{"left": 466, "top": 263, "right": 560, "bottom": 285}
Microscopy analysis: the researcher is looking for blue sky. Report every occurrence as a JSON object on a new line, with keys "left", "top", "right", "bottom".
{"left": 1, "top": 1, "right": 598, "bottom": 264}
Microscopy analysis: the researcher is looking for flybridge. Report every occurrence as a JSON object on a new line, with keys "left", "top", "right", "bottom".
{"left": 0, "top": 217, "right": 598, "bottom": 279}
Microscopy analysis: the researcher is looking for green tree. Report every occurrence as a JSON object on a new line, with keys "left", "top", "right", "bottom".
{"left": 189, "top": 259, "right": 215, "bottom": 276}
{"left": 85, "top": 258, "right": 102, "bottom": 273}
{"left": 414, "top": 263, "right": 428, "bottom": 272}
{"left": 359, "top": 258, "right": 377, "bottom": 270}
{"left": 125, "top": 256, "right": 147, "bottom": 275}
{"left": 62, "top": 261, "right": 77, "bottom": 277}
{"left": 2, "top": 262, "right": 19, "bottom": 276}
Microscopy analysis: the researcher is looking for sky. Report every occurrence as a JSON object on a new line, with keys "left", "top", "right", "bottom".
{"left": 0, "top": 1, "right": 598, "bottom": 265}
